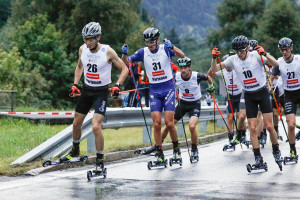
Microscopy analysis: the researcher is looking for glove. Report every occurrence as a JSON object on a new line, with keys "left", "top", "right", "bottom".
{"left": 122, "top": 44, "right": 128, "bottom": 55}
{"left": 254, "top": 46, "right": 266, "bottom": 56}
{"left": 212, "top": 47, "right": 220, "bottom": 59}
{"left": 164, "top": 39, "right": 173, "bottom": 49}
{"left": 207, "top": 86, "right": 215, "bottom": 94}
{"left": 69, "top": 84, "right": 81, "bottom": 97}
{"left": 111, "top": 83, "right": 121, "bottom": 99}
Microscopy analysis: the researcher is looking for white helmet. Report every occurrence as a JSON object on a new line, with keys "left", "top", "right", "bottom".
{"left": 82, "top": 22, "right": 101, "bottom": 38}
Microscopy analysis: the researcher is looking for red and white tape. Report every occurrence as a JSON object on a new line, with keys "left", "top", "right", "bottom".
{"left": 0, "top": 111, "right": 92, "bottom": 115}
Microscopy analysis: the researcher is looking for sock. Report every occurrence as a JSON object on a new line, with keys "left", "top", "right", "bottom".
{"left": 96, "top": 153, "right": 104, "bottom": 160}
{"left": 253, "top": 148, "right": 261, "bottom": 157}
{"left": 274, "top": 126, "right": 279, "bottom": 133}
{"left": 290, "top": 143, "right": 296, "bottom": 152}
{"left": 172, "top": 140, "right": 179, "bottom": 148}
{"left": 263, "top": 128, "right": 267, "bottom": 135}
{"left": 272, "top": 143, "right": 279, "bottom": 152}
{"left": 192, "top": 143, "right": 197, "bottom": 151}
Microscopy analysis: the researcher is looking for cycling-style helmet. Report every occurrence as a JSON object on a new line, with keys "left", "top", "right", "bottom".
{"left": 82, "top": 22, "right": 101, "bottom": 38}
{"left": 278, "top": 37, "right": 293, "bottom": 48}
{"left": 143, "top": 27, "right": 160, "bottom": 41}
{"left": 177, "top": 57, "right": 191, "bottom": 67}
{"left": 232, "top": 35, "right": 249, "bottom": 50}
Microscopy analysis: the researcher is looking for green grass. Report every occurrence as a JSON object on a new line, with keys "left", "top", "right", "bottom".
{"left": 0, "top": 117, "right": 226, "bottom": 176}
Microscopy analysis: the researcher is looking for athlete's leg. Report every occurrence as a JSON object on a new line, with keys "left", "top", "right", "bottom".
{"left": 165, "top": 111, "right": 177, "bottom": 142}
{"left": 73, "top": 112, "right": 86, "bottom": 140}
{"left": 286, "top": 113, "right": 296, "bottom": 143}
{"left": 161, "top": 119, "right": 178, "bottom": 142}
{"left": 248, "top": 117, "right": 259, "bottom": 148}
{"left": 92, "top": 113, "right": 105, "bottom": 151}
{"left": 151, "top": 111, "right": 163, "bottom": 146}
{"left": 262, "top": 112, "right": 278, "bottom": 144}
{"left": 189, "top": 116, "right": 199, "bottom": 144}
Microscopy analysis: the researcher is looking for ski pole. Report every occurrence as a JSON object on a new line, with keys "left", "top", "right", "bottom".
{"left": 259, "top": 55, "right": 289, "bottom": 142}
{"left": 165, "top": 38, "right": 190, "bottom": 157}
{"left": 108, "top": 87, "right": 149, "bottom": 94}
{"left": 125, "top": 50, "right": 152, "bottom": 146}
{"left": 214, "top": 100, "right": 216, "bottom": 133}
{"left": 217, "top": 57, "right": 238, "bottom": 131}
{"left": 211, "top": 94, "right": 231, "bottom": 133}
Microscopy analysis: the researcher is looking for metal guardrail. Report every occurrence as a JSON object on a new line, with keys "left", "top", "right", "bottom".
{"left": 11, "top": 106, "right": 227, "bottom": 165}
{"left": 0, "top": 90, "right": 16, "bottom": 112}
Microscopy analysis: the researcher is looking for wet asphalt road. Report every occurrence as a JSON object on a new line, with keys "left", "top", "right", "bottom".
{"left": 1, "top": 124, "right": 300, "bottom": 200}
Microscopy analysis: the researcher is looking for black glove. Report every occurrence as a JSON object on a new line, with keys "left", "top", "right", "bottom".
{"left": 69, "top": 84, "right": 81, "bottom": 97}
{"left": 111, "top": 83, "right": 121, "bottom": 99}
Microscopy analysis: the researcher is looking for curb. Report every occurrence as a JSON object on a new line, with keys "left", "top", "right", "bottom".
{"left": 25, "top": 132, "right": 227, "bottom": 176}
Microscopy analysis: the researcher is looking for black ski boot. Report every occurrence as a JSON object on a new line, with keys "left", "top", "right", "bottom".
{"left": 147, "top": 146, "right": 167, "bottom": 169}
{"left": 273, "top": 150, "right": 283, "bottom": 171}
{"left": 60, "top": 142, "right": 80, "bottom": 162}
{"left": 259, "top": 132, "right": 267, "bottom": 148}
{"left": 283, "top": 149, "right": 298, "bottom": 165}
{"left": 246, "top": 155, "right": 268, "bottom": 173}
{"left": 190, "top": 148, "right": 199, "bottom": 163}
{"left": 223, "top": 132, "right": 236, "bottom": 151}
{"left": 169, "top": 145, "right": 182, "bottom": 166}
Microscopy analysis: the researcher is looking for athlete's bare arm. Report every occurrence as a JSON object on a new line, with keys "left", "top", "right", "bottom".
{"left": 173, "top": 46, "right": 185, "bottom": 58}
{"left": 107, "top": 47, "right": 129, "bottom": 85}
{"left": 265, "top": 53, "right": 278, "bottom": 66}
{"left": 74, "top": 45, "right": 84, "bottom": 85}
{"left": 207, "top": 75, "right": 213, "bottom": 85}
{"left": 121, "top": 54, "right": 130, "bottom": 66}
{"left": 210, "top": 58, "right": 232, "bottom": 73}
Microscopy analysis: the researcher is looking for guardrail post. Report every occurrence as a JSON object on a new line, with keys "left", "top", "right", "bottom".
{"left": 87, "top": 133, "right": 96, "bottom": 153}
{"left": 143, "top": 126, "right": 152, "bottom": 144}
{"left": 200, "top": 121, "right": 207, "bottom": 133}
{"left": 217, "top": 118, "right": 224, "bottom": 128}
{"left": 177, "top": 123, "right": 185, "bottom": 137}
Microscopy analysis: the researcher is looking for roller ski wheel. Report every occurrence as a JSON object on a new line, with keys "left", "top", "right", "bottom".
{"left": 147, "top": 159, "right": 168, "bottom": 170}
{"left": 223, "top": 144, "right": 235, "bottom": 151}
{"left": 87, "top": 167, "right": 107, "bottom": 180}
{"left": 169, "top": 157, "right": 182, "bottom": 166}
{"left": 42, "top": 155, "right": 88, "bottom": 167}
{"left": 246, "top": 162, "right": 268, "bottom": 173}
{"left": 283, "top": 155, "right": 298, "bottom": 165}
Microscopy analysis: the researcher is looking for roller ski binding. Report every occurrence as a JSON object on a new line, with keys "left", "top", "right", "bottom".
{"left": 169, "top": 146, "right": 183, "bottom": 166}
{"left": 223, "top": 132, "right": 236, "bottom": 151}
{"left": 147, "top": 148, "right": 167, "bottom": 170}
{"left": 273, "top": 150, "right": 283, "bottom": 171}
{"left": 190, "top": 148, "right": 199, "bottom": 163}
{"left": 134, "top": 145, "right": 156, "bottom": 155}
{"left": 87, "top": 159, "right": 107, "bottom": 181}
{"left": 283, "top": 150, "right": 298, "bottom": 165}
{"left": 43, "top": 143, "right": 88, "bottom": 167}
{"left": 246, "top": 155, "right": 268, "bottom": 173}
{"left": 240, "top": 136, "right": 250, "bottom": 148}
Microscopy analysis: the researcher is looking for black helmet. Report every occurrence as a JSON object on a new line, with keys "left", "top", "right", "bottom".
{"left": 278, "top": 37, "right": 293, "bottom": 48}
{"left": 177, "top": 57, "right": 191, "bottom": 67}
{"left": 143, "top": 27, "right": 160, "bottom": 41}
{"left": 232, "top": 35, "right": 249, "bottom": 50}
{"left": 82, "top": 22, "right": 101, "bottom": 38}
{"left": 249, "top": 40, "right": 258, "bottom": 48}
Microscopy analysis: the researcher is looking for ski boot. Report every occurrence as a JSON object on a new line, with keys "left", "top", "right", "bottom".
{"left": 239, "top": 130, "right": 250, "bottom": 148}
{"left": 259, "top": 132, "right": 267, "bottom": 148}
{"left": 246, "top": 155, "right": 268, "bottom": 173}
{"left": 169, "top": 146, "right": 183, "bottom": 166}
{"left": 87, "top": 159, "right": 107, "bottom": 181}
{"left": 59, "top": 143, "right": 80, "bottom": 162}
{"left": 223, "top": 132, "right": 237, "bottom": 151}
{"left": 134, "top": 145, "right": 156, "bottom": 155}
{"left": 190, "top": 148, "right": 199, "bottom": 163}
{"left": 283, "top": 149, "right": 298, "bottom": 165}
{"left": 147, "top": 148, "right": 167, "bottom": 170}
{"left": 273, "top": 150, "right": 283, "bottom": 171}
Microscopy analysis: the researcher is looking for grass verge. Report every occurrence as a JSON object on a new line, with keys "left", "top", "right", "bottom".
{"left": 0, "top": 117, "right": 226, "bottom": 176}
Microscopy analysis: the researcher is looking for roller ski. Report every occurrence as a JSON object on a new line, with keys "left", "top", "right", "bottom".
{"left": 240, "top": 136, "right": 250, "bottom": 148}
{"left": 147, "top": 148, "right": 167, "bottom": 170}
{"left": 223, "top": 132, "right": 236, "bottom": 151}
{"left": 190, "top": 148, "right": 199, "bottom": 163}
{"left": 134, "top": 145, "right": 156, "bottom": 155}
{"left": 283, "top": 150, "right": 298, "bottom": 165}
{"left": 169, "top": 146, "right": 183, "bottom": 166}
{"left": 273, "top": 150, "right": 283, "bottom": 171}
{"left": 246, "top": 155, "right": 268, "bottom": 173}
{"left": 87, "top": 159, "right": 107, "bottom": 181}
{"left": 43, "top": 143, "right": 88, "bottom": 167}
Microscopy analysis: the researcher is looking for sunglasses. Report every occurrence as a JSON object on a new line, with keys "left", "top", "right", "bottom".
{"left": 235, "top": 47, "right": 247, "bottom": 54}
{"left": 83, "top": 37, "right": 97, "bottom": 43}
{"left": 145, "top": 40, "right": 156, "bottom": 46}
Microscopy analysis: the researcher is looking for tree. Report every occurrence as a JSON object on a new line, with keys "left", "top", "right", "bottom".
{"left": 0, "top": 0, "right": 11, "bottom": 28}
{"left": 207, "top": 0, "right": 265, "bottom": 51}
{"left": 253, "top": 0, "right": 300, "bottom": 57}
{"left": 13, "top": 14, "right": 73, "bottom": 107}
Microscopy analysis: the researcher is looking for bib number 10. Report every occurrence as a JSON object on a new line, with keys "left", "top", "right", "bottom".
{"left": 243, "top": 70, "right": 253, "bottom": 79}
{"left": 152, "top": 62, "right": 162, "bottom": 70}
